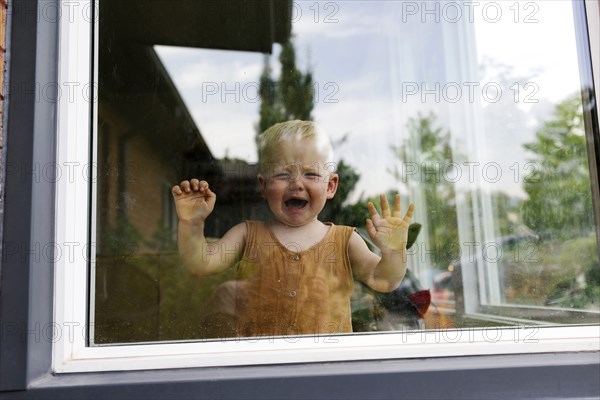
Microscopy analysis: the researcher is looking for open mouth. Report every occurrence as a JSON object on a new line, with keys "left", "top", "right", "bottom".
{"left": 284, "top": 199, "right": 309, "bottom": 209}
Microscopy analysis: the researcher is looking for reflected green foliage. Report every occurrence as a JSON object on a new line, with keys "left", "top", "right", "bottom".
{"left": 95, "top": 252, "right": 236, "bottom": 343}
{"left": 99, "top": 218, "right": 143, "bottom": 257}
{"left": 391, "top": 113, "right": 460, "bottom": 269}
{"left": 516, "top": 94, "right": 599, "bottom": 310}
{"left": 278, "top": 40, "right": 314, "bottom": 121}
{"left": 159, "top": 257, "right": 236, "bottom": 340}
{"left": 257, "top": 55, "right": 284, "bottom": 134}
{"left": 547, "top": 237, "right": 600, "bottom": 309}
{"left": 146, "top": 222, "right": 177, "bottom": 252}
{"left": 491, "top": 191, "right": 522, "bottom": 237}
{"left": 502, "top": 236, "right": 599, "bottom": 310}
{"left": 522, "top": 94, "right": 594, "bottom": 237}
{"left": 256, "top": 39, "right": 314, "bottom": 138}
{"left": 321, "top": 159, "right": 361, "bottom": 225}
{"left": 336, "top": 191, "right": 395, "bottom": 229}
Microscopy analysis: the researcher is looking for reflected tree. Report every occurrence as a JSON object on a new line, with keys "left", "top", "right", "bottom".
{"left": 521, "top": 93, "right": 594, "bottom": 237}
{"left": 516, "top": 93, "right": 599, "bottom": 309}
{"left": 256, "top": 38, "right": 314, "bottom": 138}
{"left": 320, "top": 159, "right": 361, "bottom": 224}
{"left": 390, "top": 112, "right": 460, "bottom": 270}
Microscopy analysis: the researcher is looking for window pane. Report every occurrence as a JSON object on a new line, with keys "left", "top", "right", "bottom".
{"left": 93, "top": 0, "right": 599, "bottom": 344}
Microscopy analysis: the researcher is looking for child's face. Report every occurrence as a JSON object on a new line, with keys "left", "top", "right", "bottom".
{"left": 258, "top": 137, "right": 338, "bottom": 227}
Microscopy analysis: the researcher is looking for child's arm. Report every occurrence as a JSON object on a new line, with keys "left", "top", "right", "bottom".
{"left": 172, "top": 179, "right": 245, "bottom": 276}
{"left": 349, "top": 194, "right": 415, "bottom": 292}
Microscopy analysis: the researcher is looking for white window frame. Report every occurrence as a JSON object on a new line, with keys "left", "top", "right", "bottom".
{"left": 53, "top": 0, "right": 600, "bottom": 374}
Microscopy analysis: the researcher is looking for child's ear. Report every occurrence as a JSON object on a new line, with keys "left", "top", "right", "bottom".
{"left": 326, "top": 173, "right": 339, "bottom": 199}
{"left": 257, "top": 173, "right": 267, "bottom": 198}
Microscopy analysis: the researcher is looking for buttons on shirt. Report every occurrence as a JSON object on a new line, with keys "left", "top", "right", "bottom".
{"left": 286, "top": 253, "right": 301, "bottom": 298}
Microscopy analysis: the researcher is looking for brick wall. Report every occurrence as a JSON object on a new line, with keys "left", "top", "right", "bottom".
{"left": 0, "top": 0, "right": 5, "bottom": 156}
{"left": 0, "top": 0, "right": 6, "bottom": 257}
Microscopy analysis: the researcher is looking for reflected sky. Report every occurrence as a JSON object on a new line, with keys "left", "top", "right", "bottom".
{"left": 156, "top": 0, "right": 580, "bottom": 201}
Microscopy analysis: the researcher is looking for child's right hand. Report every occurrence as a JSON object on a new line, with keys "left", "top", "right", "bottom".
{"left": 171, "top": 179, "right": 216, "bottom": 223}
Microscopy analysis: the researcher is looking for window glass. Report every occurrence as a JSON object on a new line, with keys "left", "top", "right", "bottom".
{"left": 93, "top": 0, "right": 599, "bottom": 344}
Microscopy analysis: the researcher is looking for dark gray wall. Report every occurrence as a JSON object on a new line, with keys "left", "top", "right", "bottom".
{"left": 0, "top": 0, "right": 46, "bottom": 390}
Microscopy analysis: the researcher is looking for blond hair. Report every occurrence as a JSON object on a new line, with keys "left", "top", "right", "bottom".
{"left": 257, "top": 120, "right": 334, "bottom": 171}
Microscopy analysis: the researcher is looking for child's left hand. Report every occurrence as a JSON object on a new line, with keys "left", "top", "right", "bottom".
{"left": 366, "top": 193, "right": 415, "bottom": 253}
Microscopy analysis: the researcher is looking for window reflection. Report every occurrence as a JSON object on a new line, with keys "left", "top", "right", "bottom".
{"left": 93, "top": 0, "right": 599, "bottom": 344}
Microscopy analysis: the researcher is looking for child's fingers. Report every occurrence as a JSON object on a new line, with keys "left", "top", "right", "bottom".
{"left": 179, "top": 180, "right": 191, "bottom": 193}
{"left": 392, "top": 193, "right": 401, "bottom": 218}
{"left": 198, "top": 180, "right": 210, "bottom": 192}
{"left": 365, "top": 218, "right": 377, "bottom": 239}
{"left": 380, "top": 194, "right": 390, "bottom": 218}
{"left": 204, "top": 185, "right": 216, "bottom": 202}
{"left": 367, "top": 201, "right": 380, "bottom": 221}
{"left": 176, "top": 178, "right": 209, "bottom": 194}
{"left": 171, "top": 185, "right": 183, "bottom": 196}
{"left": 195, "top": 179, "right": 210, "bottom": 192}
{"left": 404, "top": 203, "right": 415, "bottom": 222}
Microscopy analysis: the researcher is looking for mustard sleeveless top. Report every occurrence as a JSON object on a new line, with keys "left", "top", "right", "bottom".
{"left": 235, "top": 220, "right": 355, "bottom": 337}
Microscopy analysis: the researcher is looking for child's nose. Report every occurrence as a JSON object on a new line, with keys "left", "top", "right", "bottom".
{"left": 289, "top": 174, "right": 305, "bottom": 190}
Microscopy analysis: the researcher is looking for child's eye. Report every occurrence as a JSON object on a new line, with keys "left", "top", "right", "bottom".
{"left": 305, "top": 172, "right": 321, "bottom": 178}
{"left": 274, "top": 173, "right": 290, "bottom": 179}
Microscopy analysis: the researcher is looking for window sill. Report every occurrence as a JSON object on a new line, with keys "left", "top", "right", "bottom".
{"left": 24, "top": 352, "right": 600, "bottom": 399}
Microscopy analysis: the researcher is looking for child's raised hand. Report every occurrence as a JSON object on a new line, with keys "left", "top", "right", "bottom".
{"left": 171, "top": 179, "right": 216, "bottom": 223}
{"left": 366, "top": 193, "right": 415, "bottom": 252}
